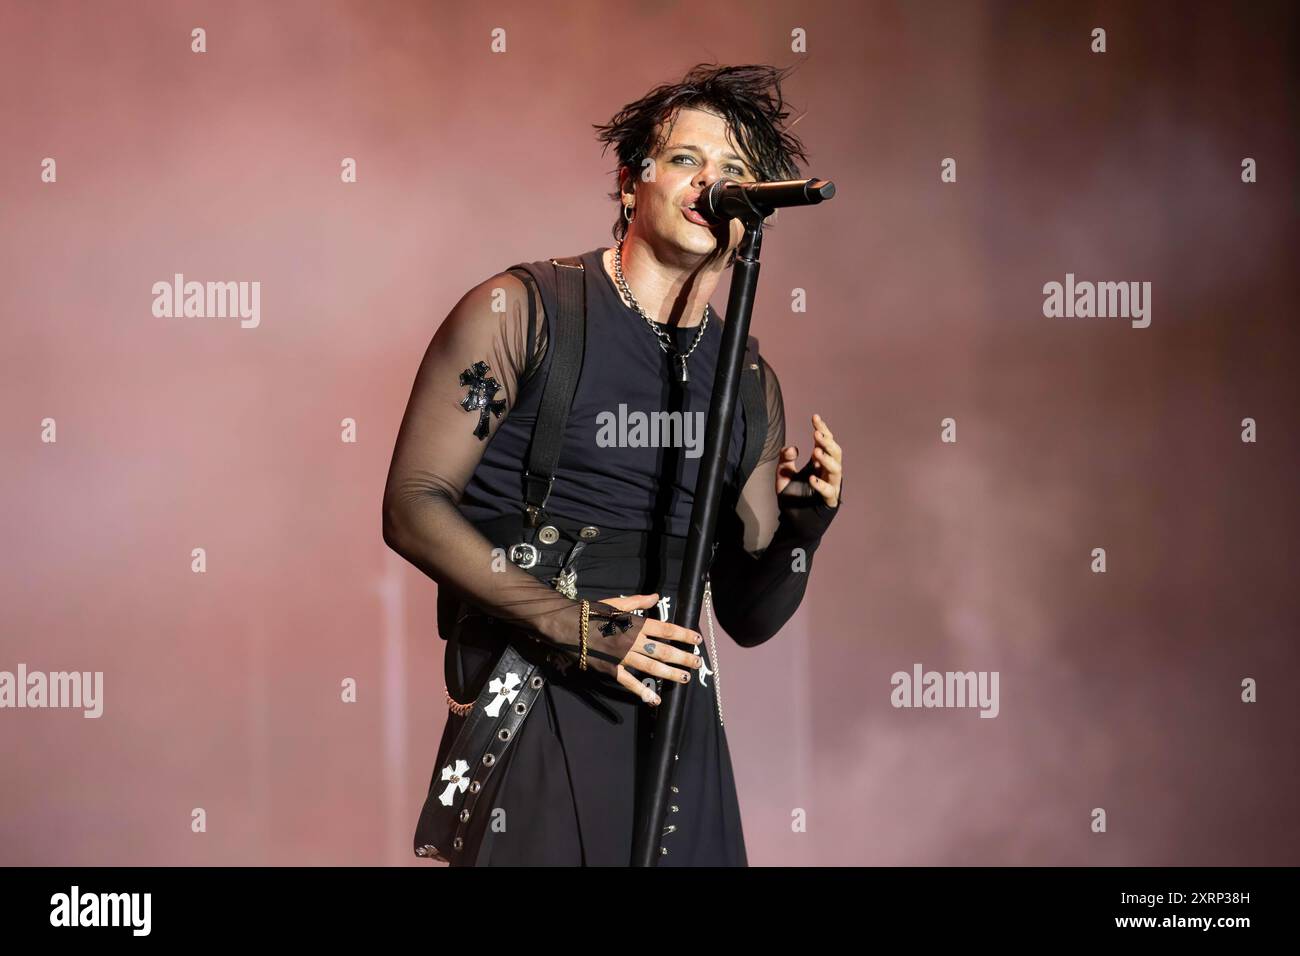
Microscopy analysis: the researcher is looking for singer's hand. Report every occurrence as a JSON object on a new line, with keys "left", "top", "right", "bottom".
{"left": 594, "top": 592, "right": 702, "bottom": 707}
{"left": 775, "top": 413, "right": 842, "bottom": 508}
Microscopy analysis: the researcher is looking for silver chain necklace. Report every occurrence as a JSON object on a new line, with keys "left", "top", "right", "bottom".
{"left": 613, "top": 239, "right": 710, "bottom": 384}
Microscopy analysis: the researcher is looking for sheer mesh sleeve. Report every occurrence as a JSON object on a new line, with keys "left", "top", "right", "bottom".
{"left": 707, "top": 355, "right": 841, "bottom": 648}
{"left": 381, "top": 270, "right": 646, "bottom": 678}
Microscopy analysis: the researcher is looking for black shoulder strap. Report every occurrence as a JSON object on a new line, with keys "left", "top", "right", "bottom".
{"left": 519, "top": 255, "right": 586, "bottom": 527}
{"left": 737, "top": 333, "right": 767, "bottom": 492}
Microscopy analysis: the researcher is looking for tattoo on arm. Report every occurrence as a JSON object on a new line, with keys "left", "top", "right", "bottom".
{"left": 458, "top": 360, "right": 506, "bottom": 440}
{"left": 590, "top": 608, "right": 634, "bottom": 638}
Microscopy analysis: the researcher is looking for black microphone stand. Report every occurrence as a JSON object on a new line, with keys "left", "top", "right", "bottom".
{"left": 631, "top": 180, "right": 831, "bottom": 866}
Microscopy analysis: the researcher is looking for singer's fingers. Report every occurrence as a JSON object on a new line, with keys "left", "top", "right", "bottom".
{"left": 637, "top": 617, "right": 704, "bottom": 651}
{"left": 809, "top": 473, "right": 840, "bottom": 507}
{"left": 812, "top": 427, "right": 841, "bottom": 461}
{"left": 623, "top": 651, "right": 694, "bottom": 685}
{"left": 813, "top": 448, "right": 842, "bottom": 475}
{"left": 635, "top": 630, "right": 702, "bottom": 670}
{"left": 812, "top": 413, "right": 835, "bottom": 443}
{"left": 596, "top": 593, "right": 660, "bottom": 612}
{"left": 616, "top": 665, "right": 661, "bottom": 705}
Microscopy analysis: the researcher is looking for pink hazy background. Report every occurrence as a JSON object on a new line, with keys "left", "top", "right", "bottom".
{"left": 2, "top": 0, "right": 1297, "bottom": 866}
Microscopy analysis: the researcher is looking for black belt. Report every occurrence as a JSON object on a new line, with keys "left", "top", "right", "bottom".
{"left": 473, "top": 512, "right": 691, "bottom": 560}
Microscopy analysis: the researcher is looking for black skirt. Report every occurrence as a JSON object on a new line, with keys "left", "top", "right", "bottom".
{"left": 427, "top": 513, "right": 748, "bottom": 867}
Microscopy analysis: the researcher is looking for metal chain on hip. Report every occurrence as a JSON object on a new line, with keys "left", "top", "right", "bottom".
{"left": 704, "top": 577, "right": 724, "bottom": 727}
{"left": 613, "top": 238, "right": 710, "bottom": 384}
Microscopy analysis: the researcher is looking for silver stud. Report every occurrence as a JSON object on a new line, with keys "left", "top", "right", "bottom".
{"left": 469, "top": 781, "right": 481, "bottom": 793}
{"left": 670, "top": 805, "right": 679, "bottom": 813}
{"left": 538, "top": 525, "right": 560, "bottom": 545}
{"left": 662, "top": 824, "right": 676, "bottom": 835}
{"left": 514, "top": 701, "right": 527, "bottom": 715}
{"left": 579, "top": 526, "right": 600, "bottom": 540}
{"left": 530, "top": 675, "right": 544, "bottom": 689}
{"left": 453, "top": 837, "right": 464, "bottom": 850}
{"left": 482, "top": 753, "right": 495, "bottom": 766}
{"left": 670, "top": 785, "right": 679, "bottom": 793}
{"left": 749, "top": 363, "right": 758, "bottom": 370}
{"left": 498, "top": 727, "right": 511, "bottom": 741}
{"left": 660, "top": 847, "right": 668, "bottom": 855}
{"left": 460, "top": 809, "right": 471, "bottom": 822}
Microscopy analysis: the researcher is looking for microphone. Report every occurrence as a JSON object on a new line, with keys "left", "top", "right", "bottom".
{"left": 695, "top": 177, "right": 836, "bottom": 222}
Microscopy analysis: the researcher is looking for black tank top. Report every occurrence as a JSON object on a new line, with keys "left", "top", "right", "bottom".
{"left": 458, "top": 247, "right": 748, "bottom": 536}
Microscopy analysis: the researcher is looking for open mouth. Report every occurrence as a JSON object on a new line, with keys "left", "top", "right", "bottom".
{"left": 682, "top": 203, "right": 711, "bottom": 226}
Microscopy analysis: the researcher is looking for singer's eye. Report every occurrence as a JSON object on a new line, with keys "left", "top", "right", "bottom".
{"left": 671, "top": 154, "right": 747, "bottom": 177}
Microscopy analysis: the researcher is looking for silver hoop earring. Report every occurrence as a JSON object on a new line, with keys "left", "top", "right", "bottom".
{"left": 623, "top": 202, "right": 635, "bottom": 224}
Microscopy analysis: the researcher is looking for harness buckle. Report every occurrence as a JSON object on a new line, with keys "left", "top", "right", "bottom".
{"left": 522, "top": 471, "right": 555, "bottom": 528}
{"left": 508, "top": 543, "right": 540, "bottom": 569}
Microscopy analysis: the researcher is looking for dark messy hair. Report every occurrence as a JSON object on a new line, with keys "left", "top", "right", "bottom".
{"left": 592, "top": 63, "right": 810, "bottom": 244}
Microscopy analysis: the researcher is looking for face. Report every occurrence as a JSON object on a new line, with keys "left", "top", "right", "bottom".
{"left": 623, "top": 106, "right": 760, "bottom": 264}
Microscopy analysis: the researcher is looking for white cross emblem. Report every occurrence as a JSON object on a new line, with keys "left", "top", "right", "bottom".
{"left": 616, "top": 595, "right": 674, "bottom": 620}
{"left": 438, "top": 758, "right": 471, "bottom": 806}
{"left": 694, "top": 641, "right": 713, "bottom": 687}
{"left": 483, "top": 671, "right": 522, "bottom": 717}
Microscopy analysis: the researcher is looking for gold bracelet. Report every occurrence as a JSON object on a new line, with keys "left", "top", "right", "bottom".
{"left": 579, "top": 599, "right": 590, "bottom": 671}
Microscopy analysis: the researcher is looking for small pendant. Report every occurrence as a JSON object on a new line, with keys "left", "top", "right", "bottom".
{"left": 678, "top": 355, "right": 689, "bottom": 384}
{"left": 552, "top": 567, "right": 577, "bottom": 599}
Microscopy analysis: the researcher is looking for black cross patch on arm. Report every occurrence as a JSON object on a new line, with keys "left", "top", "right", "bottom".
{"left": 592, "top": 610, "right": 634, "bottom": 638}
{"left": 458, "top": 360, "right": 506, "bottom": 440}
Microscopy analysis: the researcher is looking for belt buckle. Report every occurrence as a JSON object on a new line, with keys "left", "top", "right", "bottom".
{"left": 508, "top": 543, "right": 539, "bottom": 569}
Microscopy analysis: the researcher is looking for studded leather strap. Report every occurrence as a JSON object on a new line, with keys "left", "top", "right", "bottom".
{"left": 413, "top": 641, "right": 546, "bottom": 864}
